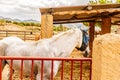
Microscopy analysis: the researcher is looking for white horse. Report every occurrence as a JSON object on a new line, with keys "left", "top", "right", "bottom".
{"left": 0, "top": 36, "right": 23, "bottom": 57}
{"left": 1, "top": 28, "right": 89, "bottom": 80}
{"left": 0, "top": 36, "right": 24, "bottom": 70}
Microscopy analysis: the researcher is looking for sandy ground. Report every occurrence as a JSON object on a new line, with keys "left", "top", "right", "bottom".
{"left": 2, "top": 49, "right": 90, "bottom": 80}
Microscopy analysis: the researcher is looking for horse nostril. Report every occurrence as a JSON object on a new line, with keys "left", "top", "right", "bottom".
{"left": 83, "top": 51, "right": 88, "bottom": 57}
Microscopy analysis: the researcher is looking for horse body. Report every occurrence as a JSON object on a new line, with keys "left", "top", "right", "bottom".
{"left": 0, "top": 36, "right": 23, "bottom": 55}
{"left": 2, "top": 28, "right": 89, "bottom": 80}
{"left": 1, "top": 36, "right": 23, "bottom": 45}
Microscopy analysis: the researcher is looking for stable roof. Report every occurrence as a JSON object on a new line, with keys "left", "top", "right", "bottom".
{"left": 40, "top": 3, "right": 120, "bottom": 24}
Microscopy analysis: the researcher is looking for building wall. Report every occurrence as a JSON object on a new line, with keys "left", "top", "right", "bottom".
{"left": 92, "top": 33, "right": 120, "bottom": 80}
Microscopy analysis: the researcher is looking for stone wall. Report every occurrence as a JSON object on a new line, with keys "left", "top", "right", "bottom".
{"left": 92, "top": 33, "right": 120, "bottom": 80}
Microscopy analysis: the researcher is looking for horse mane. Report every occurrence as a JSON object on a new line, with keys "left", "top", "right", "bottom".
{"left": 50, "top": 29, "right": 75, "bottom": 43}
{"left": 34, "top": 29, "right": 77, "bottom": 45}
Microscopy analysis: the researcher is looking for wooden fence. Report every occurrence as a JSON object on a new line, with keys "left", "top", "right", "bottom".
{"left": 0, "top": 30, "right": 40, "bottom": 41}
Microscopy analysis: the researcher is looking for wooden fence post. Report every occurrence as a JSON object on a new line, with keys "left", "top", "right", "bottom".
{"left": 101, "top": 17, "right": 111, "bottom": 34}
{"left": 89, "top": 21, "right": 95, "bottom": 57}
{"left": 41, "top": 14, "right": 53, "bottom": 39}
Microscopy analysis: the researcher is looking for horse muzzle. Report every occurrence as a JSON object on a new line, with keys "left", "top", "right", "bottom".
{"left": 76, "top": 42, "right": 87, "bottom": 51}
{"left": 83, "top": 51, "right": 89, "bottom": 57}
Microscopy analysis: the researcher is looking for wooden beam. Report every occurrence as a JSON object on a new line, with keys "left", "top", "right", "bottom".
{"left": 41, "top": 14, "right": 53, "bottom": 38}
{"left": 89, "top": 21, "right": 95, "bottom": 58}
{"left": 101, "top": 17, "right": 111, "bottom": 34}
{"left": 40, "top": 3, "right": 120, "bottom": 14}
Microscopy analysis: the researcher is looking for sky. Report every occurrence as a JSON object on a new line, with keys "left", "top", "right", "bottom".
{"left": 0, "top": 0, "right": 89, "bottom": 22}
{"left": 0, "top": 0, "right": 117, "bottom": 22}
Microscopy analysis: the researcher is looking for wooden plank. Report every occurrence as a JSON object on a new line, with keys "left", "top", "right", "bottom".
{"left": 101, "top": 17, "right": 111, "bottom": 34}
{"left": 40, "top": 3, "right": 120, "bottom": 14}
{"left": 41, "top": 14, "right": 53, "bottom": 38}
{"left": 40, "top": 4, "right": 120, "bottom": 25}
{"left": 89, "top": 21, "right": 95, "bottom": 58}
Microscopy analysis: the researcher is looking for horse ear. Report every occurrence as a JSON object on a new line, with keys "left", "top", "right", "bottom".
{"left": 84, "top": 27, "right": 89, "bottom": 32}
{"left": 80, "top": 27, "right": 89, "bottom": 32}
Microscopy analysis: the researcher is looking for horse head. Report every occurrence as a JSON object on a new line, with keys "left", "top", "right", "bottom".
{"left": 76, "top": 28, "right": 90, "bottom": 57}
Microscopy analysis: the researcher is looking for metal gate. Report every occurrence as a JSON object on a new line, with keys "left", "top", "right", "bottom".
{"left": 0, "top": 56, "right": 92, "bottom": 80}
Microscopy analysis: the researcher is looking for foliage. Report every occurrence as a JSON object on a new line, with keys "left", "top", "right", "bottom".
{"left": 6, "top": 20, "right": 12, "bottom": 23}
{"left": 13, "top": 21, "right": 18, "bottom": 25}
{"left": 53, "top": 24, "right": 70, "bottom": 31}
{"left": 0, "top": 19, "right": 40, "bottom": 27}
{"left": 89, "top": 0, "right": 97, "bottom": 4}
{"left": 12, "top": 21, "right": 40, "bottom": 27}
{"left": 116, "top": 0, "right": 120, "bottom": 3}
{"left": 0, "top": 19, "right": 5, "bottom": 23}
{"left": 83, "top": 22, "right": 101, "bottom": 28}
{"left": 0, "top": 19, "right": 5, "bottom": 26}
{"left": 89, "top": 0, "right": 114, "bottom": 4}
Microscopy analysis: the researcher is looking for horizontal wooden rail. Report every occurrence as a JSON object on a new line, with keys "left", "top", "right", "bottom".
{"left": 0, "top": 30, "right": 40, "bottom": 41}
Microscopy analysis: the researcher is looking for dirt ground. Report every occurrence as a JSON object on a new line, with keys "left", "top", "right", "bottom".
{"left": 2, "top": 49, "right": 90, "bottom": 80}
{"left": 54, "top": 49, "right": 91, "bottom": 80}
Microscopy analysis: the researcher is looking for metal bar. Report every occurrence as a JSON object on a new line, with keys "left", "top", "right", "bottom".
{"left": 31, "top": 60, "right": 34, "bottom": 80}
{"left": 0, "top": 56, "right": 92, "bottom": 80}
{"left": 10, "top": 60, "right": 13, "bottom": 80}
{"left": 90, "top": 60, "right": 92, "bottom": 80}
{"left": 80, "top": 61, "right": 82, "bottom": 80}
{"left": 41, "top": 60, "right": 44, "bottom": 80}
{"left": 0, "top": 56, "right": 92, "bottom": 61}
{"left": 70, "top": 61, "right": 73, "bottom": 80}
{"left": 51, "top": 60, "right": 54, "bottom": 80}
{"left": 20, "top": 60, "right": 23, "bottom": 80}
{"left": 61, "top": 61, "right": 64, "bottom": 80}
{"left": 0, "top": 60, "right": 2, "bottom": 80}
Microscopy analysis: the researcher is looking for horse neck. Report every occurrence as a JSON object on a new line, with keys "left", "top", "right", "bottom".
{"left": 50, "top": 29, "right": 81, "bottom": 57}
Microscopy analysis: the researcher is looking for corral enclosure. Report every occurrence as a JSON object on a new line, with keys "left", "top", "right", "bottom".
{"left": 0, "top": 22, "right": 40, "bottom": 41}
{"left": 0, "top": 30, "right": 39, "bottom": 41}
{"left": 0, "top": 20, "right": 120, "bottom": 80}
{"left": 0, "top": 25, "right": 92, "bottom": 80}
{"left": 0, "top": 3, "right": 120, "bottom": 80}
{"left": 1, "top": 50, "right": 92, "bottom": 80}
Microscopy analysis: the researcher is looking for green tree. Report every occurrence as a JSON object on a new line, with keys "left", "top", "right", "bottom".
{"left": 6, "top": 20, "right": 12, "bottom": 23}
{"left": 24, "top": 22, "right": 31, "bottom": 26}
{"left": 34, "top": 23, "right": 40, "bottom": 27}
{"left": 89, "top": 0, "right": 113, "bottom": 4}
{"left": 89, "top": 0, "right": 97, "bottom": 4}
{"left": 13, "top": 21, "right": 18, "bottom": 25}
{"left": 99, "top": 0, "right": 106, "bottom": 4}
{"left": 0, "top": 19, "right": 5, "bottom": 26}
{"left": 0, "top": 19, "right": 5, "bottom": 23}
{"left": 116, "top": 0, "right": 120, "bottom": 3}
